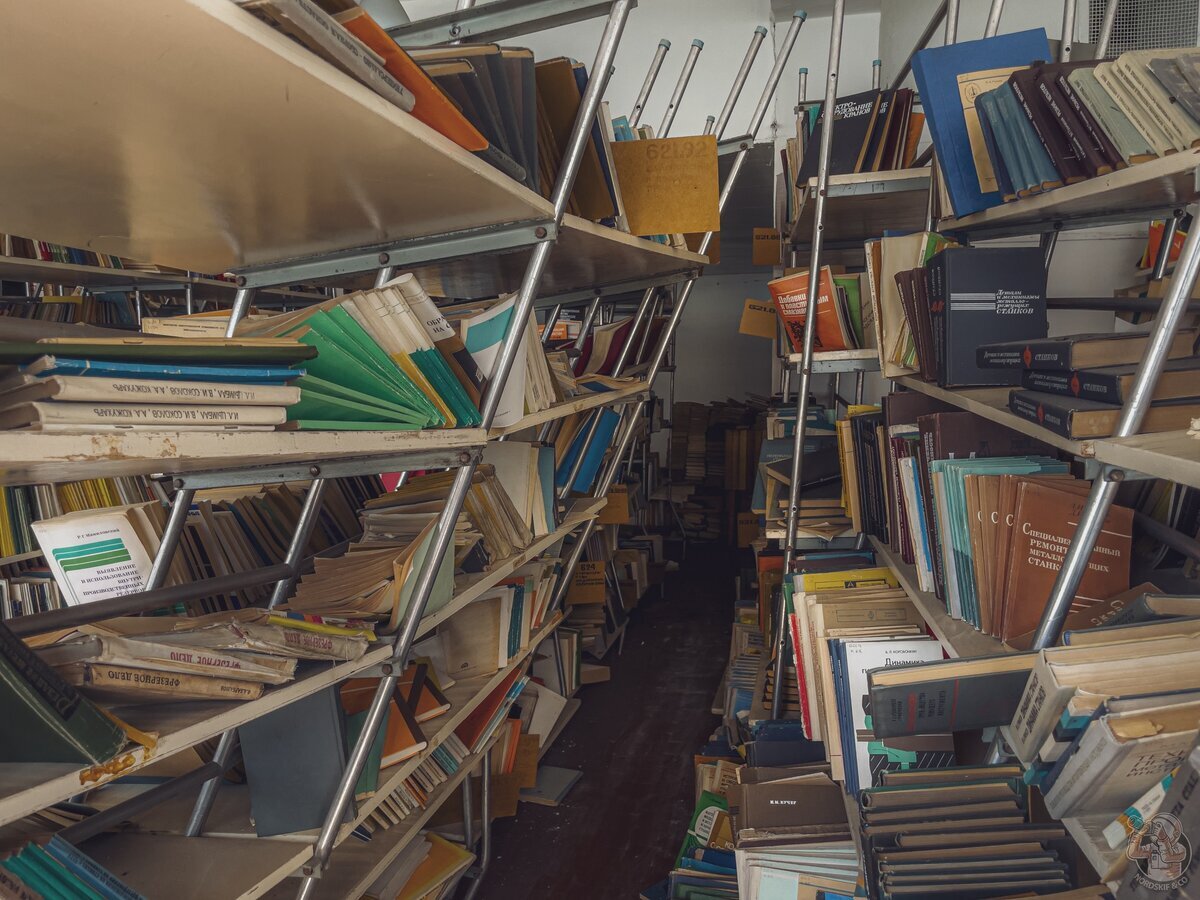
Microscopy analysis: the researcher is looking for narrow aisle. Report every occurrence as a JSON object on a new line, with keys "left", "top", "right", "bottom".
{"left": 484, "top": 544, "right": 735, "bottom": 899}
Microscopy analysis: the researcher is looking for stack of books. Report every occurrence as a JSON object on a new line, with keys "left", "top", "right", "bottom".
{"left": 0, "top": 334, "right": 310, "bottom": 432}
{"left": 2, "top": 233, "right": 125, "bottom": 269}
{"left": 0, "top": 476, "right": 150, "bottom": 558}
{"left": 1, "top": 837, "right": 143, "bottom": 899}
{"left": 914, "top": 30, "right": 1200, "bottom": 217}
{"left": 769, "top": 265, "right": 872, "bottom": 355}
{"left": 977, "top": 330, "right": 1200, "bottom": 439}
{"left": 360, "top": 833, "right": 475, "bottom": 900}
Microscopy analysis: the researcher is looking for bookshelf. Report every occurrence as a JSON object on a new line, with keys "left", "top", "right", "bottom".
{"left": 939, "top": 149, "right": 1200, "bottom": 241}
{"left": 868, "top": 537, "right": 1009, "bottom": 660}
{"left": 788, "top": 348, "right": 881, "bottom": 374}
{"left": 789, "top": 168, "right": 932, "bottom": 247}
{"left": 490, "top": 383, "right": 650, "bottom": 438}
{"left": 1091, "top": 430, "right": 1200, "bottom": 492}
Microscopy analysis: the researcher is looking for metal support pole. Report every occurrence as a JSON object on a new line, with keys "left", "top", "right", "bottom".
{"left": 613, "top": 288, "right": 657, "bottom": 374}
{"left": 225, "top": 288, "right": 256, "bottom": 338}
{"left": 268, "top": 478, "right": 330, "bottom": 608}
{"left": 659, "top": 39, "right": 704, "bottom": 137}
{"left": 1040, "top": 230, "right": 1060, "bottom": 271}
{"left": 574, "top": 295, "right": 602, "bottom": 350}
{"left": 1059, "top": 0, "right": 1076, "bottom": 62}
{"left": 1153, "top": 212, "right": 1182, "bottom": 280}
{"left": 630, "top": 38, "right": 670, "bottom": 128}
{"left": 703, "top": 115, "right": 716, "bottom": 135}
{"left": 945, "top": 0, "right": 960, "bottom": 44}
{"left": 635, "top": 291, "right": 665, "bottom": 364}
{"left": 185, "top": 276, "right": 194, "bottom": 316}
{"left": 1095, "top": 0, "right": 1120, "bottom": 59}
{"left": 1028, "top": 206, "right": 1200, "bottom": 651}
{"left": 552, "top": 632, "right": 569, "bottom": 695}
{"left": 774, "top": 0, "right": 844, "bottom": 719}
{"left": 797, "top": 68, "right": 808, "bottom": 109}
{"left": 541, "top": 304, "right": 563, "bottom": 345}
{"left": 374, "top": 266, "right": 397, "bottom": 288}
{"left": 715, "top": 26, "right": 768, "bottom": 139}
{"left": 854, "top": 370, "right": 865, "bottom": 405}
{"left": 984, "top": 0, "right": 1006, "bottom": 37}
{"left": 134, "top": 289, "right": 143, "bottom": 326}
{"left": 459, "top": 748, "right": 493, "bottom": 900}
{"left": 146, "top": 488, "right": 195, "bottom": 591}
{"left": 294, "top": 6, "right": 632, "bottom": 895}
{"left": 183, "top": 729, "right": 239, "bottom": 837}
{"left": 889, "top": 0, "right": 947, "bottom": 92}
{"left": 871, "top": 58, "right": 881, "bottom": 90}
{"left": 461, "top": 771, "right": 474, "bottom": 849}
{"left": 558, "top": 410, "right": 604, "bottom": 499}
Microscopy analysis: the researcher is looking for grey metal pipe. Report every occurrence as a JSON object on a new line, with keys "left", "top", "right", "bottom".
{"left": 635, "top": 290, "right": 665, "bottom": 364}
{"left": 146, "top": 488, "right": 196, "bottom": 591}
{"left": 461, "top": 771, "right": 474, "bottom": 850}
{"left": 775, "top": 0, "right": 845, "bottom": 719}
{"left": 1153, "top": 213, "right": 1181, "bottom": 280}
{"left": 613, "top": 288, "right": 657, "bottom": 374}
{"left": 1059, "top": 0, "right": 1076, "bottom": 62}
{"left": 294, "top": 6, "right": 633, "bottom": 895}
{"left": 134, "top": 289, "right": 143, "bottom": 326}
{"left": 871, "top": 58, "right": 881, "bottom": 90}
{"left": 225, "top": 288, "right": 256, "bottom": 337}
{"left": 659, "top": 39, "right": 704, "bottom": 137}
{"left": 797, "top": 67, "right": 808, "bottom": 109}
{"left": 984, "top": 0, "right": 1005, "bottom": 37}
{"left": 889, "top": 0, "right": 947, "bottom": 92}
{"left": 703, "top": 115, "right": 716, "bottom": 135}
{"left": 945, "top": 0, "right": 960, "bottom": 44}
{"left": 459, "top": 748, "right": 493, "bottom": 900}
{"left": 268, "top": 478, "right": 330, "bottom": 608}
{"left": 1135, "top": 511, "right": 1200, "bottom": 564}
{"left": 558, "top": 412, "right": 604, "bottom": 499}
{"left": 1029, "top": 205, "right": 1200, "bottom": 651}
{"left": 185, "top": 277, "right": 194, "bottom": 316}
{"left": 715, "top": 26, "right": 769, "bottom": 140}
{"left": 374, "top": 265, "right": 397, "bottom": 288}
{"left": 630, "top": 39, "right": 671, "bottom": 128}
{"left": 1095, "top": 0, "right": 1120, "bottom": 59}
{"left": 184, "top": 729, "right": 240, "bottom": 837}
{"left": 541, "top": 304, "right": 563, "bottom": 345}
{"left": 9, "top": 564, "right": 293, "bottom": 637}
{"left": 1041, "top": 230, "right": 1060, "bottom": 271}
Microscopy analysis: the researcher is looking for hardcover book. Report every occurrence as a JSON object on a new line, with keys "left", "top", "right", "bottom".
{"left": 1009, "top": 390, "right": 1200, "bottom": 439}
{"left": 796, "top": 89, "right": 883, "bottom": 183}
{"left": 977, "top": 328, "right": 1197, "bottom": 370}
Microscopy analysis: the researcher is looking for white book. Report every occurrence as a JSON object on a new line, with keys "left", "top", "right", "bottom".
{"left": 37, "top": 633, "right": 297, "bottom": 684}
{"left": 0, "top": 401, "right": 286, "bottom": 430}
{"left": 0, "top": 375, "right": 299, "bottom": 406}
{"left": 931, "top": 471, "right": 963, "bottom": 622}
{"left": 898, "top": 457, "right": 934, "bottom": 593}
{"left": 460, "top": 295, "right": 528, "bottom": 428}
{"left": 1115, "top": 50, "right": 1200, "bottom": 150}
{"left": 1095, "top": 61, "right": 1175, "bottom": 156}
{"left": 32, "top": 506, "right": 154, "bottom": 606}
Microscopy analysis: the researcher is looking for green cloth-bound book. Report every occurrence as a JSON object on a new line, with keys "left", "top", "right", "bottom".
{"left": 0, "top": 621, "right": 127, "bottom": 764}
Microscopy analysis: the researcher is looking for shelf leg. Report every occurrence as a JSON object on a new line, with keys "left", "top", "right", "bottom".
{"left": 146, "top": 487, "right": 196, "bottom": 591}
{"left": 183, "top": 729, "right": 240, "bottom": 837}
{"left": 541, "top": 304, "right": 563, "bottom": 345}
{"left": 714, "top": 25, "right": 769, "bottom": 139}
{"left": 461, "top": 771, "right": 474, "bottom": 850}
{"left": 1059, "top": 0, "right": 1077, "bottom": 62}
{"left": 658, "top": 39, "right": 704, "bottom": 137}
{"left": 629, "top": 38, "right": 671, "bottom": 128}
{"left": 224, "top": 288, "right": 257, "bottom": 338}
{"left": 293, "top": 5, "right": 633, "bottom": 895}
{"left": 268, "top": 477, "right": 330, "bottom": 609}
{"left": 634, "top": 291, "right": 664, "bottom": 366}
{"left": 134, "top": 289, "right": 143, "bottom": 326}
{"left": 1095, "top": 0, "right": 1120, "bottom": 58}
{"left": 1028, "top": 203, "right": 1200, "bottom": 651}
{"left": 613, "top": 286, "right": 657, "bottom": 374}
{"left": 1152, "top": 211, "right": 1182, "bottom": 280}
{"left": 551, "top": 630, "right": 569, "bottom": 695}
{"left": 888, "top": 0, "right": 947, "bottom": 91}
{"left": 459, "top": 748, "right": 493, "bottom": 900}
{"left": 374, "top": 265, "right": 397, "bottom": 287}
{"left": 1040, "top": 229, "right": 1060, "bottom": 271}
{"left": 984, "top": 0, "right": 1006, "bottom": 37}
{"left": 574, "top": 294, "right": 602, "bottom": 350}
{"left": 775, "top": 0, "right": 845, "bottom": 720}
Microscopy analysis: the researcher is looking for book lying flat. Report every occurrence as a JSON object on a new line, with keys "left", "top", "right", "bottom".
{"left": 1009, "top": 390, "right": 1200, "bottom": 439}
{"left": 977, "top": 328, "right": 1198, "bottom": 370}
{"left": 0, "top": 401, "right": 287, "bottom": 431}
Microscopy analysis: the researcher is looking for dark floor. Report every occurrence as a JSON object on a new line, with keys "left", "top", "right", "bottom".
{"left": 484, "top": 544, "right": 735, "bottom": 899}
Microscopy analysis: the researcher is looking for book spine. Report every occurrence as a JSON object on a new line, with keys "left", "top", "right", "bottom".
{"left": 1008, "top": 391, "right": 1074, "bottom": 438}
{"left": 45, "top": 837, "right": 144, "bottom": 900}
{"left": 1116, "top": 59, "right": 1189, "bottom": 149}
{"left": 0, "top": 620, "right": 85, "bottom": 724}
{"left": 28, "top": 403, "right": 287, "bottom": 427}
{"left": 1038, "top": 74, "right": 1110, "bottom": 178}
{"left": 65, "top": 662, "right": 265, "bottom": 701}
{"left": 0, "top": 863, "right": 40, "bottom": 900}
{"left": 1022, "top": 369, "right": 1125, "bottom": 403}
{"left": 975, "top": 92, "right": 1016, "bottom": 201}
{"left": 1010, "top": 72, "right": 1084, "bottom": 183}
{"left": 928, "top": 254, "right": 947, "bottom": 385}
{"left": 1095, "top": 64, "right": 1173, "bottom": 156}
{"left": 28, "top": 378, "right": 299, "bottom": 406}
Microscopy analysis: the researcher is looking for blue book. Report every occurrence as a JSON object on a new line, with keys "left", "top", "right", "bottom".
{"left": 997, "top": 83, "right": 1063, "bottom": 191}
{"left": 555, "top": 408, "right": 620, "bottom": 493}
{"left": 46, "top": 835, "right": 145, "bottom": 900}
{"left": 678, "top": 859, "right": 736, "bottom": 876}
{"left": 911, "top": 29, "right": 1050, "bottom": 217}
{"left": 975, "top": 89, "right": 1016, "bottom": 200}
{"left": 21, "top": 357, "right": 300, "bottom": 383}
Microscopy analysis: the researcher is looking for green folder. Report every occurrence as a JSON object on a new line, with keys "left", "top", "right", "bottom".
{"left": 291, "top": 380, "right": 427, "bottom": 428}
{"left": 833, "top": 274, "right": 864, "bottom": 347}
{"left": 345, "top": 705, "right": 389, "bottom": 799}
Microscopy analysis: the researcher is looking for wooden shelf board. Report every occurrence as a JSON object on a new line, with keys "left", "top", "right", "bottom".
{"left": 939, "top": 150, "right": 1200, "bottom": 240}
{"left": 0, "top": 0, "right": 554, "bottom": 275}
{"left": 1091, "top": 430, "right": 1200, "bottom": 490}
{"left": 0, "top": 428, "right": 486, "bottom": 487}
{"left": 489, "top": 383, "right": 647, "bottom": 437}
{"left": 869, "top": 536, "right": 1009, "bottom": 659}
{"left": 407, "top": 215, "right": 706, "bottom": 301}
{"left": 790, "top": 169, "right": 931, "bottom": 246}
{"left": 893, "top": 376, "right": 1091, "bottom": 458}
{"left": 788, "top": 349, "right": 882, "bottom": 374}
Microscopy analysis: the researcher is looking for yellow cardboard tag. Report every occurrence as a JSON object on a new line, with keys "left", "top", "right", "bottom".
{"left": 752, "top": 227, "right": 782, "bottom": 265}
{"left": 566, "top": 560, "right": 607, "bottom": 605}
{"left": 739, "top": 299, "right": 777, "bottom": 339}
{"left": 610, "top": 135, "right": 720, "bottom": 236}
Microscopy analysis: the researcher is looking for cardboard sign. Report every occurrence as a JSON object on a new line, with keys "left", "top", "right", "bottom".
{"left": 737, "top": 512, "right": 759, "bottom": 548}
{"left": 597, "top": 484, "right": 631, "bottom": 525}
{"left": 566, "top": 560, "right": 606, "bottom": 605}
{"left": 610, "top": 135, "right": 720, "bottom": 236}
{"left": 739, "top": 299, "right": 778, "bottom": 339}
{"left": 752, "top": 227, "right": 783, "bottom": 266}
{"left": 685, "top": 230, "right": 719, "bottom": 264}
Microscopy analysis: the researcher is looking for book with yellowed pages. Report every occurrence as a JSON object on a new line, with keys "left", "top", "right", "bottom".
{"left": 56, "top": 662, "right": 266, "bottom": 703}
{"left": 394, "top": 834, "right": 475, "bottom": 900}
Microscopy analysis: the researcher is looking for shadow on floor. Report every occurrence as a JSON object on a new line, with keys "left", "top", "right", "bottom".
{"left": 482, "top": 544, "right": 735, "bottom": 899}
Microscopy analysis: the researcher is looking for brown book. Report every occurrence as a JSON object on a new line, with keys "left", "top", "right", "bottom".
{"left": 895, "top": 824, "right": 1066, "bottom": 849}
{"left": 57, "top": 661, "right": 266, "bottom": 702}
{"left": 978, "top": 328, "right": 1198, "bottom": 371}
{"left": 1009, "top": 66, "right": 1088, "bottom": 184}
{"left": 999, "top": 481, "right": 1132, "bottom": 645}
{"left": 911, "top": 267, "right": 938, "bottom": 383}
{"left": 1009, "top": 390, "right": 1200, "bottom": 439}
{"left": 1034, "top": 63, "right": 1115, "bottom": 178}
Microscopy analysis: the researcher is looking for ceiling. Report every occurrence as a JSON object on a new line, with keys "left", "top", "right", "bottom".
{"left": 771, "top": 0, "right": 881, "bottom": 16}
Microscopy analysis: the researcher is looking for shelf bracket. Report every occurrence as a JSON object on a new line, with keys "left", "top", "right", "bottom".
{"left": 171, "top": 447, "right": 479, "bottom": 490}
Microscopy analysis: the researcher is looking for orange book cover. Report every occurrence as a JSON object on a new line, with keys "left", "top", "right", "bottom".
{"left": 768, "top": 266, "right": 852, "bottom": 353}
{"left": 455, "top": 667, "right": 522, "bottom": 749}
{"left": 341, "top": 679, "right": 428, "bottom": 768}
{"left": 335, "top": 9, "right": 488, "bottom": 152}
{"left": 903, "top": 112, "right": 926, "bottom": 167}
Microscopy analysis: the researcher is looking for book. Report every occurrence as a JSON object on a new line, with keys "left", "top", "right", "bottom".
{"left": 769, "top": 267, "right": 856, "bottom": 354}
{"left": 11, "top": 356, "right": 301, "bottom": 384}
{"left": 0, "top": 375, "right": 299, "bottom": 407}
{"left": 977, "top": 329, "right": 1197, "bottom": 370}
{"left": 1065, "top": 68, "right": 1157, "bottom": 165}
{"left": 1009, "top": 64, "right": 1088, "bottom": 184}
{"left": 32, "top": 504, "right": 157, "bottom": 607}
{"left": 795, "top": 89, "right": 883, "bottom": 182}
{"left": 1021, "top": 357, "right": 1200, "bottom": 404}
{"left": 0, "top": 401, "right": 288, "bottom": 431}
{"left": 1009, "top": 390, "right": 1200, "bottom": 439}
{"left": 56, "top": 661, "right": 267, "bottom": 702}
{"left": 911, "top": 29, "right": 1051, "bottom": 217}
{"left": 0, "top": 617, "right": 128, "bottom": 764}
{"left": 926, "top": 246, "right": 1047, "bottom": 387}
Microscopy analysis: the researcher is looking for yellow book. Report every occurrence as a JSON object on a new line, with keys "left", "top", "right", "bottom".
{"left": 799, "top": 567, "right": 899, "bottom": 592}
{"left": 396, "top": 834, "right": 474, "bottom": 900}
{"left": 390, "top": 353, "right": 458, "bottom": 428}
{"left": 0, "top": 489, "right": 14, "bottom": 558}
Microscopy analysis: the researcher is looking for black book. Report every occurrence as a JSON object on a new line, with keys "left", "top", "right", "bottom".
{"left": 796, "top": 90, "right": 882, "bottom": 183}
{"left": 1009, "top": 65, "right": 1087, "bottom": 184}
{"left": 1021, "top": 357, "right": 1200, "bottom": 404}
{"left": 978, "top": 329, "right": 1198, "bottom": 371}
{"left": 926, "top": 247, "right": 1047, "bottom": 387}
{"left": 1008, "top": 389, "right": 1200, "bottom": 439}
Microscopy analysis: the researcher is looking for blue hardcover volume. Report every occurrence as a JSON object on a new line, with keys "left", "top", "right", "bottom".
{"left": 911, "top": 29, "right": 1050, "bottom": 217}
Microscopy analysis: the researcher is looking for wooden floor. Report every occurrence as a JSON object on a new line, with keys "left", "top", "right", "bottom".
{"left": 484, "top": 543, "right": 735, "bottom": 898}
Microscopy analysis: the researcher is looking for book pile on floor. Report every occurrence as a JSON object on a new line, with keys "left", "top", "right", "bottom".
{"left": 753, "top": 405, "right": 842, "bottom": 537}
{"left": 914, "top": 32, "right": 1200, "bottom": 217}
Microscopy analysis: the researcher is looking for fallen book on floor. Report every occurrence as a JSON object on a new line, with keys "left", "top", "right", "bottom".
{"left": 519, "top": 765, "right": 582, "bottom": 806}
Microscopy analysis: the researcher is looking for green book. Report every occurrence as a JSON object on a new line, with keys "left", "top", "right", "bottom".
{"left": 833, "top": 274, "right": 864, "bottom": 347}
{"left": 290, "top": 385, "right": 426, "bottom": 427}
{"left": 295, "top": 375, "right": 430, "bottom": 424}
{"left": 4, "top": 856, "right": 72, "bottom": 900}
{"left": 345, "top": 705, "right": 389, "bottom": 799}
{"left": 0, "top": 341, "right": 315, "bottom": 366}
{"left": 19, "top": 845, "right": 105, "bottom": 900}
{"left": 0, "top": 619, "right": 126, "bottom": 764}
